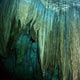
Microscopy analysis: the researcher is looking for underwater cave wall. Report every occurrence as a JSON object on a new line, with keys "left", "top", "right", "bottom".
{"left": 30, "top": 0, "right": 80, "bottom": 80}
{"left": 0, "top": 0, "right": 80, "bottom": 80}
{"left": 0, "top": 0, "right": 18, "bottom": 56}
{"left": 0, "top": 0, "right": 32, "bottom": 56}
